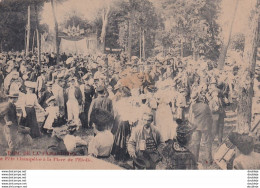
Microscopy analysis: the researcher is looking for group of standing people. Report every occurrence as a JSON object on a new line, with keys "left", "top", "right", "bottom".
{"left": 0, "top": 50, "right": 251, "bottom": 169}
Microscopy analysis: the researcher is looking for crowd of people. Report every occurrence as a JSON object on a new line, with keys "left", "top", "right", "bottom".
{"left": 0, "top": 49, "right": 259, "bottom": 170}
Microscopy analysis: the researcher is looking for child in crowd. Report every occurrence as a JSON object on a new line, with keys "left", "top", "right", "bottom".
{"left": 43, "top": 96, "right": 60, "bottom": 134}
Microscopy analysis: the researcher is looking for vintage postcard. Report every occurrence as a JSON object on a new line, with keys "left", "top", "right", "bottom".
{"left": 0, "top": 0, "right": 259, "bottom": 170}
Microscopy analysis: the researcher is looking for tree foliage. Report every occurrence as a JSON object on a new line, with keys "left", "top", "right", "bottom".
{"left": 114, "top": 0, "right": 163, "bottom": 57}
{"left": 156, "top": 0, "right": 221, "bottom": 60}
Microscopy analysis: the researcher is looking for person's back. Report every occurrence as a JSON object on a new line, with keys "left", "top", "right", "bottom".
{"left": 92, "top": 95, "right": 113, "bottom": 113}
{"left": 5, "top": 101, "right": 18, "bottom": 126}
{"left": 233, "top": 151, "right": 260, "bottom": 169}
{"left": 163, "top": 139, "right": 197, "bottom": 169}
{"left": 90, "top": 86, "right": 114, "bottom": 116}
{"left": 88, "top": 130, "right": 114, "bottom": 157}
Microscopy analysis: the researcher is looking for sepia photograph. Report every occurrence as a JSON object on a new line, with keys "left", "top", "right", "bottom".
{"left": 0, "top": 0, "right": 260, "bottom": 170}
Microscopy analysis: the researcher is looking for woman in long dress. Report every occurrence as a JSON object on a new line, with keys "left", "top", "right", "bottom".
{"left": 111, "top": 87, "right": 133, "bottom": 162}
{"left": 21, "top": 81, "right": 45, "bottom": 138}
{"left": 155, "top": 87, "right": 178, "bottom": 142}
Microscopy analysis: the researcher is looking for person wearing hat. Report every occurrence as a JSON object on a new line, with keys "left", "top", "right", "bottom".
{"left": 8, "top": 72, "right": 23, "bottom": 96}
{"left": 188, "top": 89, "right": 213, "bottom": 167}
{"left": 162, "top": 119, "right": 197, "bottom": 169}
{"left": 39, "top": 81, "right": 54, "bottom": 109}
{"left": 4, "top": 70, "right": 20, "bottom": 95}
{"left": 208, "top": 88, "right": 226, "bottom": 145}
{"left": 128, "top": 112, "right": 165, "bottom": 169}
{"left": 228, "top": 132, "right": 260, "bottom": 169}
{"left": 88, "top": 85, "right": 114, "bottom": 128}
{"left": 43, "top": 96, "right": 59, "bottom": 134}
{"left": 36, "top": 69, "right": 47, "bottom": 98}
{"left": 52, "top": 74, "right": 66, "bottom": 117}
{"left": 65, "top": 77, "right": 83, "bottom": 129}
{"left": 1, "top": 93, "right": 19, "bottom": 155}
{"left": 61, "top": 121, "right": 88, "bottom": 155}
{"left": 93, "top": 64, "right": 104, "bottom": 80}
{"left": 88, "top": 108, "right": 114, "bottom": 158}
{"left": 21, "top": 81, "right": 45, "bottom": 138}
{"left": 79, "top": 74, "right": 95, "bottom": 129}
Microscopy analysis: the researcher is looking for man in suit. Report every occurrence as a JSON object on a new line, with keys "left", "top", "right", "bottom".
{"left": 88, "top": 85, "right": 113, "bottom": 128}
{"left": 3, "top": 93, "right": 19, "bottom": 155}
{"left": 39, "top": 81, "right": 54, "bottom": 109}
{"left": 66, "top": 77, "right": 82, "bottom": 129}
{"left": 52, "top": 74, "right": 66, "bottom": 117}
{"left": 127, "top": 112, "right": 165, "bottom": 169}
{"left": 188, "top": 89, "right": 213, "bottom": 167}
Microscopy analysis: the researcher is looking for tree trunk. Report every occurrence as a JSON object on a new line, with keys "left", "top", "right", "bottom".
{"left": 139, "top": 28, "right": 142, "bottom": 61}
{"left": 1, "top": 40, "right": 3, "bottom": 52}
{"left": 36, "top": 29, "right": 41, "bottom": 64}
{"left": 34, "top": 1, "right": 41, "bottom": 64}
{"left": 142, "top": 29, "right": 145, "bottom": 60}
{"left": 128, "top": 9, "right": 133, "bottom": 60}
{"left": 32, "top": 30, "right": 35, "bottom": 53}
{"left": 51, "top": 0, "right": 59, "bottom": 62}
{"left": 237, "top": 0, "right": 259, "bottom": 134}
{"left": 217, "top": 0, "right": 239, "bottom": 70}
{"left": 26, "top": 5, "right": 31, "bottom": 56}
{"left": 100, "top": 6, "right": 110, "bottom": 53}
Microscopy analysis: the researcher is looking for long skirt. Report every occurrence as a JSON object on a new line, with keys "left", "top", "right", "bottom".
{"left": 155, "top": 103, "right": 177, "bottom": 142}
{"left": 80, "top": 102, "right": 91, "bottom": 129}
{"left": 24, "top": 107, "right": 41, "bottom": 138}
{"left": 111, "top": 117, "right": 131, "bottom": 162}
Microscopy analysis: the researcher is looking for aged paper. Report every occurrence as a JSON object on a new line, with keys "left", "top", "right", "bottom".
{"left": 0, "top": 0, "right": 259, "bottom": 170}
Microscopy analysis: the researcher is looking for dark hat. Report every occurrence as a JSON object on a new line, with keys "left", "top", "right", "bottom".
{"left": 228, "top": 132, "right": 254, "bottom": 155}
{"left": 90, "top": 108, "right": 114, "bottom": 132}
{"left": 176, "top": 119, "right": 195, "bottom": 135}
{"left": 8, "top": 93, "right": 19, "bottom": 98}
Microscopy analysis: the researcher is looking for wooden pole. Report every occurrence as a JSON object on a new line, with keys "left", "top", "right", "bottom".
{"left": 24, "top": 29, "right": 27, "bottom": 52}
{"left": 51, "top": 0, "right": 59, "bottom": 62}
{"left": 34, "top": 1, "right": 41, "bottom": 64}
{"left": 26, "top": 5, "right": 31, "bottom": 56}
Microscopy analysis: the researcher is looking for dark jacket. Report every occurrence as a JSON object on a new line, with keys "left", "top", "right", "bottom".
{"left": 190, "top": 102, "right": 213, "bottom": 131}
